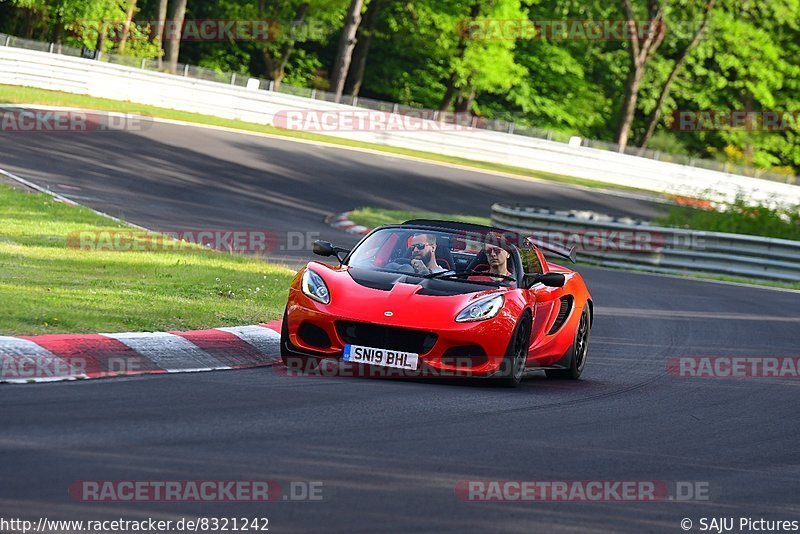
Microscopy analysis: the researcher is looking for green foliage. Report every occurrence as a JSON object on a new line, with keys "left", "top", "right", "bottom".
{"left": 657, "top": 194, "right": 800, "bottom": 240}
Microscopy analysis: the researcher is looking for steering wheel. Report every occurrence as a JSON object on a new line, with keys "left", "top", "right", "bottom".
{"left": 391, "top": 258, "right": 412, "bottom": 265}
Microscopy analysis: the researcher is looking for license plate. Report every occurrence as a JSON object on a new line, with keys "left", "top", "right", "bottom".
{"left": 342, "top": 344, "right": 419, "bottom": 371}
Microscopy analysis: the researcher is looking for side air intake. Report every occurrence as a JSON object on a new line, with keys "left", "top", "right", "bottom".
{"left": 547, "top": 296, "right": 574, "bottom": 335}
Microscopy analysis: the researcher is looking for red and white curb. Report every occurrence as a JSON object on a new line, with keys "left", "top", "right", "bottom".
{"left": 327, "top": 211, "right": 372, "bottom": 236}
{"left": 0, "top": 322, "right": 282, "bottom": 384}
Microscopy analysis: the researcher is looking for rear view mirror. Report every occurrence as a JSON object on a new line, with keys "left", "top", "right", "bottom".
{"left": 313, "top": 240, "right": 350, "bottom": 265}
{"left": 313, "top": 240, "right": 335, "bottom": 257}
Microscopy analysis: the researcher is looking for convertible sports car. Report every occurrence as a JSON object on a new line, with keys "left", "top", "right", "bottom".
{"left": 281, "top": 220, "right": 592, "bottom": 386}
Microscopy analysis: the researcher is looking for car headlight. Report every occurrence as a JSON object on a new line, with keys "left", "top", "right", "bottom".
{"left": 456, "top": 294, "right": 504, "bottom": 322}
{"left": 302, "top": 269, "right": 330, "bottom": 304}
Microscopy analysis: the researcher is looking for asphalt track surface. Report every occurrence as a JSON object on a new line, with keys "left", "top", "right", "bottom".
{"left": 1, "top": 114, "right": 799, "bottom": 532}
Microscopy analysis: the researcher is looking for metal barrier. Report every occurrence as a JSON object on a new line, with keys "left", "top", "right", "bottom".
{"left": 491, "top": 204, "right": 800, "bottom": 282}
{"left": 1, "top": 42, "right": 800, "bottom": 208}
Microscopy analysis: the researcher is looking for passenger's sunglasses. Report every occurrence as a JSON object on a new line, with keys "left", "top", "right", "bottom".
{"left": 485, "top": 246, "right": 504, "bottom": 256}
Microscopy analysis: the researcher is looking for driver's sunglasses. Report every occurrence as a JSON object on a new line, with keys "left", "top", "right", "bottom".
{"left": 409, "top": 243, "right": 429, "bottom": 251}
{"left": 485, "top": 246, "right": 504, "bottom": 256}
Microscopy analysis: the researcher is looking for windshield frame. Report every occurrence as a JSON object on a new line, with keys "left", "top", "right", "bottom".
{"left": 342, "top": 224, "right": 524, "bottom": 288}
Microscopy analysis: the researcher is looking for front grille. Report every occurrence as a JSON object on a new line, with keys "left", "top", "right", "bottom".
{"left": 336, "top": 321, "right": 438, "bottom": 354}
{"left": 547, "top": 296, "right": 573, "bottom": 335}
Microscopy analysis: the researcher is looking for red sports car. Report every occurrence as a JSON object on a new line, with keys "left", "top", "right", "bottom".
{"left": 281, "top": 220, "right": 593, "bottom": 386}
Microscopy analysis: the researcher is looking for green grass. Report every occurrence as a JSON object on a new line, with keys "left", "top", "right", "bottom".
{"left": 347, "top": 207, "right": 491, "bottom": 229}
{"left": 0, "top": 184, "right": 294, "bottom": 335}
{"left": 656, "top": 195, "right": 800, "bottom": 241}
{"left": 0, "top": 84, "right": 653, "bottom": 194}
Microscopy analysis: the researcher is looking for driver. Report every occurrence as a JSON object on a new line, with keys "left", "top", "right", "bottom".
{"left": 408, "top": 233, "right": 447, "bottom": 275}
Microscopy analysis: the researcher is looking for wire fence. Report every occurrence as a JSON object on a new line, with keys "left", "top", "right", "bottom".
{"left": 1, "top": 32, "right": 796, "bottom": 186}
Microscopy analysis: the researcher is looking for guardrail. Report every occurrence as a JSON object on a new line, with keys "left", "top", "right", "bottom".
{"left": 1, "top": 44, "right": 800, "bottom": 208}
{"left": 491, "top": 204, "right": 800, "bottom": 282}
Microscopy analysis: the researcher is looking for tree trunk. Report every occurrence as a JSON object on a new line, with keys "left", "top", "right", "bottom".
{"left": 615, "top": 65, "right": 645, "bottom": 151}
{"left": 118, "top": 0, "right": 139, "bottom": 55}
{"left": 164, "top": 0, "right": 187, "bottom": 74}
{"left": 454, "top": 85, "right": 476, "bottom": 113}
{"left": 155, "top": 0, "right": 169, "bottom": 68}
{"left": 638, "top": 0, "right": 716, "bottom": 152}
{"left": 440, "top": 72, "right": 459, "bottom": 111}
{"left": 273, "top": 3, "right": 309, "bottom": 89}
{"left": 345, "top": 0, "right": 383, "bottom": 97}
{"left": 614, "top": 0, "right": 667, "bottom": 152}
{"left": 742, "top": 92, "right": 754, "bottom": 176}
{"left": 439, "top": 1, "right": 482, "bottom": 111}
{"left": 330, "top": 0, "right": 365, "bottom": 102}
{"left": 95, "top": 21, "right": 106, "bottom": 54}
{"left": 51, "top": 9, "right": 64, "bottom": 50}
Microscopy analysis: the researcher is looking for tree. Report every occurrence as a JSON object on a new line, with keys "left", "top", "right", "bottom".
{"left": 637, "top": 0, "right": 715, "bottom": 152}
{"left": 154, "top": 0, "right": 168, "bottom": 67}
{"left": 344, "top": 0, "right": 384, "bottom": 97}
{"left": 615, "top": 0, "right": 667, "bottom": 152}
{"left": 257, "top": 0, "right": 309, "bottom": 88}
{"left": 439, "top": 0, "right": 528, "bottom": 113}
{"left": 117, "top": 0, "right": 138, "bottom": 54}
{"left": 330, "top": 0, "right": 365, "bottom": 102}
{"left": 164, "top": 0, "right": 187, "bottom": 74}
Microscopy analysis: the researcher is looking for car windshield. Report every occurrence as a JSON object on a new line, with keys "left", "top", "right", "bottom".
{"left": 346, "top": 227, "right": 518, "bottom": 287}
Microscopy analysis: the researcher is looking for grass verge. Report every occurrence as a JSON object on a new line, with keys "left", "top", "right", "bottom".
{"left": 0, "top": 84, "right": 653, "bottom": 194}
{"left": 0, "top": 184, "right": 293, "bottom": 335}
{"left": 345, "top": 206, "right": 800, "bottom": 291}
{"left": 348, "top": 207, "right": 491, "bottom": 229}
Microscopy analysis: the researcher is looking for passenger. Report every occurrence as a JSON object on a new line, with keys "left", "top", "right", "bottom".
{"left": 483, "top": 243, "right": 512, "bottom": 278}
{"left": 468, "top": 239, "right": 516, "bottom": 286}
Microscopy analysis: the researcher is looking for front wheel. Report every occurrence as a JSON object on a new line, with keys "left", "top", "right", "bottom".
{"left": 546, "top": 308, "right": 590, "bottom": 380}
{"left": 494, "top": 313, "right": 531, "bottom": 388}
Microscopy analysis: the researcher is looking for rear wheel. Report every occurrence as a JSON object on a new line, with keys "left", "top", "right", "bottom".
{"left": 280, "top": 310, "right": 318, "bottom": 373}
{"left": 495, "top": 313, "right": 531, "bottom": 388}
{"left": 546, "top": 308, "right": 590, "bottom": 380}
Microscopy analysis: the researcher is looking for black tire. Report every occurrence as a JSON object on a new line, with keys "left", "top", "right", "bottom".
{"left": 280, "top": 309, "right": 318, "bottom": 374}
{"left": 494, "top": 312, "right": 532, "bottom": 388}
{"left": 546, "top": 308, "right": 590, "bottom": 380}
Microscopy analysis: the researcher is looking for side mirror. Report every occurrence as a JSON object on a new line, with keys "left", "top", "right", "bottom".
{"left": 313, "top": 240, "right": 350, "bottom": 264}
{"left": 524, "top": 272, "right": 566, "bottom": 288}
{"left": 312, "top": 240, "right": 335, "bottom": 257}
